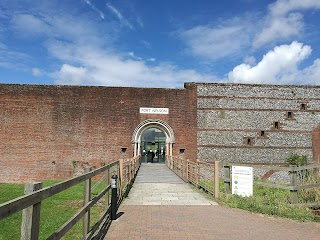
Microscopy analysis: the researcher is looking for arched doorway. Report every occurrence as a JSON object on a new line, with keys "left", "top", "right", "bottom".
{"left": 141, "top": 128, "right": 166, "bottom": 163}
{"left": 132, "top": 119, "right": 175, "bottom": 161}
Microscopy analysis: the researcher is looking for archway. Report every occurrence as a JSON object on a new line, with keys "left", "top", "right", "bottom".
{"left": 132, "top": 119, "right": 175, "bottom": 158}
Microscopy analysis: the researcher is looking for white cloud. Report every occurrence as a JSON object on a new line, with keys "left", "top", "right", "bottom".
{"left": 84, "top": 0, "right": 105, "bottom": 20}
{"left": 32, "top": 68, "right": 43, "bottom": 77}
{"left": 253, "top": 13, "right": 303, "bottom": 48}
{"left": 51, "top": 43, "right": 218, "bottom": 88}
{"left": 243, "top": 56, "right": 256, "bottom": 65}
{"left": 11, "top": 14, "right": 50, "bottom": 37}
{"left": 106, "top": 3, "right": 133, "bottom": 29}
{"left": 180, "top": 22, "right": 251, "bottom": 60}
{"left": 254, "top": 0, "right": 320, "bottom": 47}
{"left": 228, "top": 41, "right": 317, "bottom": 84}
{"left": 55, "top": 64, "right": 89, "bottom": 85}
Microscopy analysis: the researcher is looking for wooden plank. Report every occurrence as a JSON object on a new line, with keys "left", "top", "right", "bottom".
{"left": 293, "top": 183, "right": 320, "bottom": 191}
{"left": 254, "top": 181, "right": 292, "bottom": 190}
{"left": 47, "top": 186, "right": 110, "bottom": 240}
{"left": 293, "top": 163, "right": 320, "bottom": 171}
{"left": 291, "top": 202, "right": 320, "bottom": 208}
{"left": 86, "top": 207, "right": 111, "bottom": 240}
{"left": 223, "top": 162, "right": 320, "bottom": 171}
{"left": 0, "top": 161, "right": 118, "bottom": 220}
{"left": 83, "top": 167, "right": 91, "bottom": 239}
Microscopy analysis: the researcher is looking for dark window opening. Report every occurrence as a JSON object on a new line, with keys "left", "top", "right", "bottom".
{"left": 244, "top": 137, "right": 254, "bottom": 146}
{"left": 121, "top": 147, "right": 127, "bottom": 153}
{"left": 179, "top": 148, "right": 185, "bottom": 154}
{"left": 274, "top": 121, "right": 279, "bottom": 129}
{"left": 287, "top": 111, "right": 293, "bottom": 119}
{"left": 300, "top": 103, "right": 306, "bottom": 110}
{"left": 260, "top": 131, "right": 265, "bottom": 137}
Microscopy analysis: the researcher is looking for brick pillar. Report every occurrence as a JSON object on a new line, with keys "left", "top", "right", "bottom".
{"left": 312, "top": 125, "right": 320, "bottom": 163}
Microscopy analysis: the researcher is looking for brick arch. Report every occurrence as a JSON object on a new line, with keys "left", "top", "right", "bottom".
{"left": 132, "top": 119, "right": 175, "bottom": 157}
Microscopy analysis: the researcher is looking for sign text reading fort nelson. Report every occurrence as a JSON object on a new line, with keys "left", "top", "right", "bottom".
{"left": 139, "top": 107, "right": 169, "bottom": 114}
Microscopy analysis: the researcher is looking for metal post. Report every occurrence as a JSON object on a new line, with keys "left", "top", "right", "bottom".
{"left": 111, "top": 172, "right": 118, "bottom": 220}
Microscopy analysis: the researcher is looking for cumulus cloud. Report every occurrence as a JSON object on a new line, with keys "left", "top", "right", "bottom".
{"left": 228, "top": 41, "right": 316, "bottom": 84}
{"left": 253, "top": 0, "right": 320, "bottom": 47}
{"left": 55, "top": 64, "right": 89, "bottom": 85}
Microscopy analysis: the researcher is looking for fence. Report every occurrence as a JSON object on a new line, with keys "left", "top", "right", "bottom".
{"left": 167, "top": 156, "right": 320, "bottom": 208}
{"left": 0, "top": 156, "right": 140, "bottom": 240}
{"left": 166, "top": 156, "right": 220, "bottom": 198}
{"left": 223, "top": 162, "right": 320, "bottom": 207}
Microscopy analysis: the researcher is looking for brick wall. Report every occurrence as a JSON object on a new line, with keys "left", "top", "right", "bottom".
{"left": 0, "top": 84, "right": 197, "bottom": 183}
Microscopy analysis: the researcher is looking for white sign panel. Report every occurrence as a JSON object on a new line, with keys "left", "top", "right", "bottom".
{"left": 139, "top": 107, "right": 169, "bottom": 114}
{"left": 232, "top": 166, "right": 253, "bottom": 197}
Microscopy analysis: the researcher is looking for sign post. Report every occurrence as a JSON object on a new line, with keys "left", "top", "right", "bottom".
{"left": 232, "top": 166, "right": 253, "bottom": 197}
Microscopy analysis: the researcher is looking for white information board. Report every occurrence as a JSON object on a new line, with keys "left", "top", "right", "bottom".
{"left": 232, "top": 166, "right": 253, "bottom": 197}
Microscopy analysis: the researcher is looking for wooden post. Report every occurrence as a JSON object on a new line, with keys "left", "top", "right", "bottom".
{"left": 119, "top": 159, "right": 123, "bottom": 197}
{"left": 83, "top": 166, "right": 92, "bottom": 239}
{"left": 186, "top": 160, "right": 189, "bottom": 182}
{"left": 106, "top": 167, "right": 110, "bottom": 207}
{"left": 21, "top": 182, "right": 42, "bottom": 240}
{"left": 224, "top": 165, "right": 231, "bottom": 194}
{"left": 196, "top": 162, "right": 199, "bottom": 187}
{"left": 289, "top": 165, "right": 298, "bottom": 204}
{"left": 214, "top": 161, "right": 220, "bottom": 199}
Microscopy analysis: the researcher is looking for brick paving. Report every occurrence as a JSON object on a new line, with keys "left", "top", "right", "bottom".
{"left": 104, "top": 163, "right": 319, "bottom": 239}
{"left": 105, "top": 205, "right": 319, "bottom": 240}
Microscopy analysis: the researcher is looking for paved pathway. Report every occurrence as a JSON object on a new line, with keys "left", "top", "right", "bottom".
{"left": 105, "top": 163, "right": 319, "bottom": 240}
{"left": 122, "top": 163, "right": 217, "bottom": 205}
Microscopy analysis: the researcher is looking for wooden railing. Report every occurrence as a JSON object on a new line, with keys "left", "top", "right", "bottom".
{"left": 166, "top": 156, "right": 220, "bottom": 198}
{"left": 0, "top": 156, "right": 141, "bottom": 240}
{"left": 167, "top": 156, "right": 320, "bottom": 208}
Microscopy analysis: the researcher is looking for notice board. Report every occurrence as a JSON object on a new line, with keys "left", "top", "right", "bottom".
{"left": 232, "top": 166, "right": 253, "bottom": 197}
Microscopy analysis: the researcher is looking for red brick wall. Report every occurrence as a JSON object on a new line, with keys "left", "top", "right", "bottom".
{"left": 0, "top": 84, "right": 197, "bottom": 183}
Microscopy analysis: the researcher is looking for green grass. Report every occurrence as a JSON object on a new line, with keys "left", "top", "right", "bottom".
{"left": 198, "top": 180, "right": 318, "bottom": 222}
{"left": 0, "top": 180, "right": 108, "bottom": 240}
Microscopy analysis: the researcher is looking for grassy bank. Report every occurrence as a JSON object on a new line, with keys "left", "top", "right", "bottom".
{"left": 0, "top": 180, "right": 106, "bottom": 240}
{"left": 218, "top": 185, "right": 318, "bottom": 222}
{"left": 197, "top": 179, "right": 319, "bottom": 222}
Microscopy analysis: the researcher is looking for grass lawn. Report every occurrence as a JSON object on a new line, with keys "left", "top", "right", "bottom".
{"left": 198, "top": 180, "right": 319, "bottom": 222}
{"left": 0, "top": 180, "right": 107, "bottom": 240}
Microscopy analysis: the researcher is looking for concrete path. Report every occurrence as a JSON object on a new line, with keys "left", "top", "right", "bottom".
{"left": 105, "top": 163, "right": 320, "bottom": 240}
{"left": 122, "top": 163, "right": 217, "bottom": 205}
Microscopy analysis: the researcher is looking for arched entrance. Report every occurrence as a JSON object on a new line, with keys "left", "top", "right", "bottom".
{"left": 132, "top": 119, "right": 175, "bottom": 160}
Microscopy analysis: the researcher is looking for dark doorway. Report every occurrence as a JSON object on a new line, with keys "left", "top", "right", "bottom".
{"left": 141, "top": 128, "right": 166, "bottom": 163}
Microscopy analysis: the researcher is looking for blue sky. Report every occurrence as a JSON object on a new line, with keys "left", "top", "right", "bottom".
{"left": 0, "top": 0, "right": 320, "bottom": 88}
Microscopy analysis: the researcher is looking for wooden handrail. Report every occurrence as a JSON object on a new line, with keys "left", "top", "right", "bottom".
{"left": 0, "top": 156, "right": 141, "bottom": 239}
{"left": 0, "top": 161, "right": 118, "bottom": 220}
